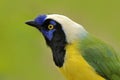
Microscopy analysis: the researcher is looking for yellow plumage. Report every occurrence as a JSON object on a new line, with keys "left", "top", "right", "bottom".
{"left": 59, "top": 42, "right": 105, "bottom": 80}
{"left": 26, "top": 14, "right": 120, "bottom": 80}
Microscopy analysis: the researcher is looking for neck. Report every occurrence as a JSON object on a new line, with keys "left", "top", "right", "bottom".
{"left": 45, "top": 30, "right": 67, "bottom": 67}
{"left": 49, "top": 39, "right": 67, "bottom": 67}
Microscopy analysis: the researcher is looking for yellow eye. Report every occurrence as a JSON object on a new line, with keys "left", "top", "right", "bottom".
{"left": 48, "top": 24, "right": 54, "bottom": 30}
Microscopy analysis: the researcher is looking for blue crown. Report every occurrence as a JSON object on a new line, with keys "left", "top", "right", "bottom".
{"left": 34, "top": 15, "right": 47, "bottom": 25}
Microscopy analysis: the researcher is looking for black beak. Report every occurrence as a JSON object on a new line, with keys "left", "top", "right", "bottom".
{"left": 25, "top": 21, "right": 37, "bottom": 27}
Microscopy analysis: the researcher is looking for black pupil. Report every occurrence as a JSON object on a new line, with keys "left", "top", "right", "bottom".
{"left": 49, "top": 25, "right": 53, "bottom": 29}
{"left": 50, "top": 25, "right": 52, "bottom": 28}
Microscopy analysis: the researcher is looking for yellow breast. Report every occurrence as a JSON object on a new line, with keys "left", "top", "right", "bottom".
{"left": 59, "top": 42, "right": 105, "bottom": 80}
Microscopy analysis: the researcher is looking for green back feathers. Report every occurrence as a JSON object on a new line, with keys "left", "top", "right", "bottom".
{"left": 79, "top": 34, "right": 120, "bottom": 80}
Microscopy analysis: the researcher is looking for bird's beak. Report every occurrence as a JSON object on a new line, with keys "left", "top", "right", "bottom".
{"left": 25, "top": 21, "right": 37, "bottom": 27}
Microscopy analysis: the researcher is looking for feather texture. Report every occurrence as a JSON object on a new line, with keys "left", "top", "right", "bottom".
{"left": 80, "top": 34, "right": 120, "bottom": 80}
{"left": 59, "top": 41, "right": 105, "bottom": 80}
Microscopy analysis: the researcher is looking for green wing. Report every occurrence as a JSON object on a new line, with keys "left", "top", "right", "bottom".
{"left": 79, "top": 34, "right": 120, "bottom": 80}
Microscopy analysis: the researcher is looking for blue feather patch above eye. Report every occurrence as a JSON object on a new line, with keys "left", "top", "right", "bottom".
{"left": 50, "top": 20, "right": 56, "bottom": 26}
{"left": 35, "top": 15, "right": 46, "bottom": 25}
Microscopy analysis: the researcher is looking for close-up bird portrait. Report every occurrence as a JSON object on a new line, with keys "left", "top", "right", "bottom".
{"left": 25, "top": 14, "right": 120, "bottom": 80}
{"left": 1, "top": 0, "right": 120, "bottom": 80}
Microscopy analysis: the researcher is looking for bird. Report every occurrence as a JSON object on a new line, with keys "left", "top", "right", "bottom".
{"left": 25, "top": 14, "right": 120, "bottom": 80}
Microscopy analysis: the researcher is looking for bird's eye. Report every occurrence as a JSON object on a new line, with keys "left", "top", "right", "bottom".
{"left": 48, "top": 24, "right": 54, "bottom": 30}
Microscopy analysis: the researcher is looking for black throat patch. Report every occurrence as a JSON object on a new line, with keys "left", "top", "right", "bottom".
{"left": 42, "top": 19, "right": 67, "bottom": 67}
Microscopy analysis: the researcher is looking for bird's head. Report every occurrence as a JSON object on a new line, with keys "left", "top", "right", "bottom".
{"left": 26, "top": 14, "right": 87, "bottom": 46}
{"left": 26, "top": 14, "right": 88, "bottom": 67}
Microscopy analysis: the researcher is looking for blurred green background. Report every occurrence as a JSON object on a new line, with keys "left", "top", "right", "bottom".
{"left": 0, "top": 0, "right": 120, "bottom": 80}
